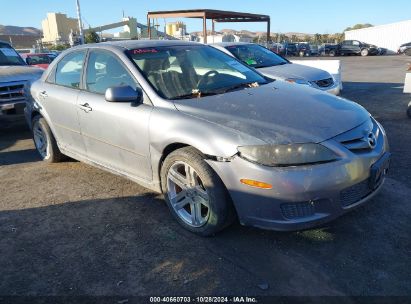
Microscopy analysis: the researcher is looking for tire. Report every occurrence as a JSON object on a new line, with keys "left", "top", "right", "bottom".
{"left": 361, "top": 49, "right": 369, "bottom": 56}
{"left": 32, "top": 115, "right": 65, "bottom": 163}
{"left": 407, "top": 105, "right": 411, "bottom": 118}
{"left": 329, "top": 50, "right": 336, "bottom": 57}
{"left": 161, "top": 147, "right": 235, "bottom": 236}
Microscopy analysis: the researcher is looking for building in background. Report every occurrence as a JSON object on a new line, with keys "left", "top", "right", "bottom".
{"left": 345, "top": 20, "right": 411, "bottom": 53}
{"left": 165, "top": 22, "right": 192, "bottom": 41}
{"left": 42, "top": 13, "right": 79, "bottom": 45}
{"left": 166, "top": 22, "right": 186, "bottom": 36}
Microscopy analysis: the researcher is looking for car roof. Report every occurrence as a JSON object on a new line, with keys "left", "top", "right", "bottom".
{"left": 71, "top": 39, "right": 203, "bottom": 51}
{"left": 23, "top": 53, "right": 51, "bottom": 56}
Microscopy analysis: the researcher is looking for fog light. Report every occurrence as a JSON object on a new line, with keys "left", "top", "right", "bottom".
{"left": 240, "top": 179, "right": 272, "bottom": 189}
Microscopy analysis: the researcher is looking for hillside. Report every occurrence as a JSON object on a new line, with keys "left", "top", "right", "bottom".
{"left": 0, "top": 25, "right": 42, "bottom": 36}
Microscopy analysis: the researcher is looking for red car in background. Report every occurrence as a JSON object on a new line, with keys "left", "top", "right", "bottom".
{"left": 20, "top": 53, "right": 56, "bottom": 69}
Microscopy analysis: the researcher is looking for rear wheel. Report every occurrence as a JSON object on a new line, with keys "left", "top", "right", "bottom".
{"left": 32, "top": 115, "right": 65, "bottom": 163}
{"left": 361, "top": 48, "right": 369, "bottom": 56}
{"left": 161, "top": 147, "right": 234, "bottom": 236}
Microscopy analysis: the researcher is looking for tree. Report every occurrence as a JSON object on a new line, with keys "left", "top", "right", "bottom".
{"left": 85, "top": 30, "right": 100, "bottom": 44}
{"left": 49, "top": 44, "right": 69, "bottom": 51}
{"left": 321, "top": 34, "right": 330, "bottom": 43}
{"left": 303, "top": 35, "right": 312, "bottom": 43}
{"left": 344, "top": 23, "right": 373, "bottom": 32}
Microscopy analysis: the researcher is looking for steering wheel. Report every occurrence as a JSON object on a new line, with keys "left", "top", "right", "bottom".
{"left": 197, "top": 70, "right": 219, "bottom": 90}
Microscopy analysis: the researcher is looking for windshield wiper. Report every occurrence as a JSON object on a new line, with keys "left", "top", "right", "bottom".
{"left": 173, "top": 90, "right": 220, "bottom": 100}
{"left": 173, "top": 82, "right": 261, "bottom": 99}
{"left": 218, "top": 82, "right": 260, "bottom": 93}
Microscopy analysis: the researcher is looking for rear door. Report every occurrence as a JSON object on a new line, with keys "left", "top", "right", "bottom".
{"left": 38, "top": 50, "right": 87, "bottom": 156}
{"left": 77, "top": 49, "right": 153, "bottom": 180}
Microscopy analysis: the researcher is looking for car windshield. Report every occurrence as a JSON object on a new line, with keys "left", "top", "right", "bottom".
{"left": 26, "top": 54, "right": 52, "bottom": 65}
{"left": 225, "top": 44, "right": 289, "bottom": 69}
{"left": 127, "top": 45, "right": 269, "bottom": 100}
{"left": 0, "top": 43, "right": 26, "bottom": 66}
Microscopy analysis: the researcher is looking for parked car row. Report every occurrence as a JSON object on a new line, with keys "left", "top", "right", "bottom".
{"left": 269, "top": 40, "right": 387, "bottom": 57}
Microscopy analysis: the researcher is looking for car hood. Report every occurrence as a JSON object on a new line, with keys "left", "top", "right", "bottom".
{"left": 173, "top": 81, "right": 369, "bottom": 144}
{"left": 258, "top": 63, "right": 331, "bottom": 81}
{"left": 0, "top": 65, "right": 44, "bottom": 83}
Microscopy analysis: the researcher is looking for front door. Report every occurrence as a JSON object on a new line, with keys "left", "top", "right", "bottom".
{"left": 77, "top": 49, "right": 153, "bottom": 180}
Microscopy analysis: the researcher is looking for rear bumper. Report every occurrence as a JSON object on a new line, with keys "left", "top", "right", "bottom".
{"left": 368, "top": 48, "right": 380, "bottom": 55}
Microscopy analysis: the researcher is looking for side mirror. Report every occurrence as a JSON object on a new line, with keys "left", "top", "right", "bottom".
{"left": 105, "top": 85, "right": 143, "bottom": 103}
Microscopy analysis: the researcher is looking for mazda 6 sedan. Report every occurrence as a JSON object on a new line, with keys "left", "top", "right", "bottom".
{"left": 25, "top": 40, "right": 390, "bottom": 236}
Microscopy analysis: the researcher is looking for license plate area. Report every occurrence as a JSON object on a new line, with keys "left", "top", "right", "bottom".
{"left": 369, "top": 152, "right": 391, "bottom": 190}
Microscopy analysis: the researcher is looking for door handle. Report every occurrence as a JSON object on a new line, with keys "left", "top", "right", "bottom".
{"left": 39, "top": 91, "right": 48, "bottom": 98}
{"left": 78, "top": 103, "right": 92, "bottom": 113}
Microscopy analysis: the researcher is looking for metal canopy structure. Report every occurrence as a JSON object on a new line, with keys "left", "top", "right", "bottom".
{"left": 147, "top": 9, "right": 270, "bottom": 44}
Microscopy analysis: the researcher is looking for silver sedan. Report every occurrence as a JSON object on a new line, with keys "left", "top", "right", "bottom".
{"left": 25, "top": 40, "right": 389, "bottom": 236}
{"left": 211, "top": 42, "right": 341, "bottom": 95}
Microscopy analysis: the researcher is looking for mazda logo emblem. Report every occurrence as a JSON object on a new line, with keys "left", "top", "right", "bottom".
{"left": 367, "top": 132, "right": 377, "bottom": 149}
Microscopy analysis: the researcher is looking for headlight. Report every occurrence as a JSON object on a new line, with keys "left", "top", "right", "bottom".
{"left": 285, "top": 78, "right": 312, "bottom": 86}
{"left": 237, "top": 144, "right": 339, "bottom": 167}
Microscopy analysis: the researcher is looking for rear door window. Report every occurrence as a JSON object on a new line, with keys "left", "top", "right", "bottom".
{"left": 55, "top": 51, "right": 86, "bottom": 89}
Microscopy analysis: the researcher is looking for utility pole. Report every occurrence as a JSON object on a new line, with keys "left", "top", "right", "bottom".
{"left": 76, "top": 0, "right": 84, "bottom": 44}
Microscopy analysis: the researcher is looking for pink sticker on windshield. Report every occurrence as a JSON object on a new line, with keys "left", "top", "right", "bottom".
{"left": 132, "top": 49, "right": 158, "bottom": 54}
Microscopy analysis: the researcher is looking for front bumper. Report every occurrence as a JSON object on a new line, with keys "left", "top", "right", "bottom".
{"left": 0, "top": 101, "right": 26, "bottom": 115}
{"left": 322, "top": 83, "right": 341, "bottom": 95}
{"left": 206, "top": 128, "right": 389, "bottom": 231}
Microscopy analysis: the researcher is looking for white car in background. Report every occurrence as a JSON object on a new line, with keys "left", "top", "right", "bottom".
{"left": 211, "top": 42, "right": 341, "bottom": 95}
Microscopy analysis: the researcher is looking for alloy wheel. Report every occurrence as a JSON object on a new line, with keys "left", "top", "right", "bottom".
{"left": 167, "top": 161, "right": 210, "bottom": 227}
{"left": 33, "top": 121, "right": 48, "bottom": 159}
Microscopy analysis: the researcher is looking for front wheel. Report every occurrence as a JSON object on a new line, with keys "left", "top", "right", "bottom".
{"left": 32, "top": 115, "right": 65, "bottom": 163}
{"left": 361, "top": 49, "right": 369, "bottom": 56}
{"left": 161, "top": 147, "right": 234, "bottom": 236}
{"left": 329, "top": 50, "right": 336, "bottom": 57}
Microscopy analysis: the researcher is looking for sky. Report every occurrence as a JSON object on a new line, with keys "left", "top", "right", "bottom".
{"left": 1, "top": 0, "right": 411, "bottom": 34}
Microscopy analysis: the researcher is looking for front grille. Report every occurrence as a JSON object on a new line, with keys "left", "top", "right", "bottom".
{"left": 281, "top": 202, "right": 315, "bottom": 219}
{"left": 314, "top": 77, "right": 334, "bottom": 88}
{"left": 0, "top": 81, "right": 26, "bottom": 104}
{"left": 340, "top": 179, "right": 372, "bottom": 207}
{"left": 334, "top": 118, "right": 380, "bottom": 153}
